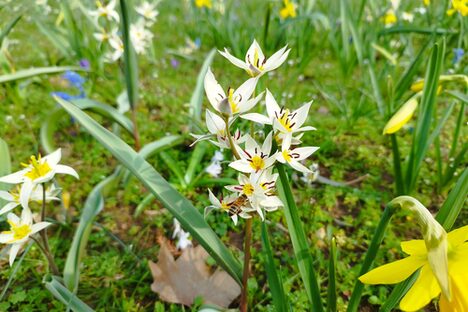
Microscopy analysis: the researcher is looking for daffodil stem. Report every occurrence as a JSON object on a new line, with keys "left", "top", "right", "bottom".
{"left": 39, "top": 184, "right": 60, "bottom": 276}
{"left": 240, "top": 217, "right": 252, "bottom": 312}
{"left": 131, "top": 108, "right": 141, "bottom": 151}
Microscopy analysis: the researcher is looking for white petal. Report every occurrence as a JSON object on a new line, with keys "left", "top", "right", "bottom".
{"left": 208, "top": 189, "right": 221, "bottom": 207}
{"left": 292, "top": 101, "right": 312, "bottom": 130}
{"left": 235, "top": 78, "right": 258, "bottom": 113}
{"left": 289, "top": 160, "right": 312, "bottom": 173}
{"left": 263, "top": 156, "right": 277, "bottom": 169}
{"left": 265, "top": 90, "right": 281, "bottom": 120}
{"left": 0, "top": 202, "right": 19, "bottom": 215}
{"left": 294, "top": 146, "right": 319, "bottom": 161}
{"left": 55, "top": 165, "right": 79, "bottom": 179}
{"left": 204, "top": 68, "right": 225, "bottom": 112}
{"left": 244, "top": 134, "right": 259, "bottom": 152}
{"left": 241, "top": 91, "right": 264, "bottom": 113}
{"left": 31, "top": 222, "right": 51, "bottom": 234}
{"left": 218, "top": 49, "right": 249, "bottom": 70}
{"left": 20, "top": 181, "right": 34, "bottom": 210}
{"left": 204, "top": 206, "right": 217, "bottom": 218}
{"left": 240, "top": 113, "right": 271, "bottom": 125}
{"left": 9, "top": 243, "right": 22, "bottom": 266}
{"left": 0, "top": 190, "right": 15, "bottom": 201}
{"left": 262, "top": 132, "right": 273, "bottom": 155}
{"left": 7, "top": 212, "right": 20, "bottom": 225}
{"left": 229, "top": 160, "right": 253, "bottom": 173}
{"left": 295, "top": 126, "right": 317, "bottom": 132}
{"left": 276, "top": 152, "right": 286, "bottom": 163}
{"left": 206, "top": 110, "right": 225, "bottom": 135}
{"left": 43, "top": 148, "right": 62, "bottom": 167}
{"left": 20, "top": 208, "right": 32, "bottom": 225}
{"left": 261, "top": 196, "right": 284, "bottom": 207}
{"left": 0, "top": 170, "right": 27, "bottom": 184}
{"left": 281, "top": 134, "right": 293, "bottom": 152}
{"left": 231, "top": 214, "right": 238, "bottom": 225}
{"left": 264, "top": 47, "right": 290, "bottom": 71}
{"left": 246, "top": 39, "right": 265, "bottom": 65}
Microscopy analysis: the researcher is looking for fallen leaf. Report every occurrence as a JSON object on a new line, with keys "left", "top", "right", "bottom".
{"left": 149, "top": 240, "right": 241, "bottom": 307}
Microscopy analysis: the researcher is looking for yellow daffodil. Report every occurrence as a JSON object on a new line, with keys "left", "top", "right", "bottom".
{"left": 383, "top": 96, "right": 419, "bottom": 134}
{"left": 280, "top": 0, "right": 297, "bottom": 19}
{"left": 447, "top": 0, "right": 468, "bottom": 16}
{"left": 195, "top": 0, "right": 212, "bottom": 9}
{"left": 383, "top": 10, "right": 397, "bottom": 26}
{"left": 360, "top": 196, "right": 468, "bottom": 311}
{"left": 411, "top": 74, "right": 468, "bottom": 92}
{"left": 424, "top": 0, "right": 430, "bottom": 6}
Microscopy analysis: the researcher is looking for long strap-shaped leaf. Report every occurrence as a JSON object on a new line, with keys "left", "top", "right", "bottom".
{"left": 55, "top": 97, "right": 243, "bottom": 285}
{"left": 276, "top": 164, "right": 323, "bottom": 311}
{"left": 44, "top": 276, "right": 94, "bottom": 312}
{"left": 0, "top": 66, "right": 82, "bottom": 84}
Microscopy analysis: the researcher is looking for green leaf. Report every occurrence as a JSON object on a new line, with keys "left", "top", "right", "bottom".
{"left": 35, "top": 21, "right": 72, "bottom": 58}
{"left": 446, "top": 90, "right": 468, "bottom": 103}
{"left": 119, "top": 0, "right": 138, "bottom": 108}
{"left": 261, "top": 222, "right": 289, "bottom": 312}
{"left": 133, "top": 193, "right": 155, "bottom": 218}
{"left": 0, "top": 15, "right": 21, "bottom": 47}
{"left": 276, "top": 164, "right": 323, "bottom": 311}
{"left": 184, "top": 141, "right": 208, "bottom": 185}
{"left": 0, "top": 138, "right": 11, "bottom": 204}
{"left": 41, "top": 99, "right": 134, "bottom": 154}
{"left": 55, "top": 97, "right": 243, "bottom": 285}
{"left": 63, "top": 173, "right": 119, "bottom": 292}
{"left": 139, "top": 135, "right": 184, "bottom": 159}
{"left": 0, "top": 66, "right": 82, "bottom": 84}
{"left": 326, "top": 237, "right": 337, "bottom": 312}
{"left": 346, "top": 204, "right": 396, "bottom": 312}
{"left": 44, "top": 276, "right": 94, "bottom": 312}
{"left": 0, "top": 241, "right": 33, "bottom": 302}
{"left": 189, "top": 49, "right": 216, "bottom": 131}
{"left": 379, "top": 26, "right": 455, "bottom": 36}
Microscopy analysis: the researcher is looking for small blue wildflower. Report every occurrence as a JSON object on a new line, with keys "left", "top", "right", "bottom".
{"left": 62, "top": 71, "right": 85, "bottom": 89}
{"left": 171, "top": 58, "right": 180, "bottom": 69}
{"left": 194, "top": 37, "right": 201, "bottom": 49}
{"left": 79, "top": 59, "right": 90, "bottom": 70}
{"left": 453, "top": 48, "right": 464, "bottom": 65}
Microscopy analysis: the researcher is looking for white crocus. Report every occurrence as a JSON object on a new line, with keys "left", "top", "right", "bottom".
{"left": 0, "top": 185, "right": 60, "bottom": 215}
{"left": 130, "top": 21, "right": 153, "bottom": 55}
{"left": 191, "top": 110, "right": 246, "bottom": 149}
{"left": 242, "top": 90, "right": 316, "bottom": 135}
{"left": 0, "top": 209, "right": 51, "bottom": 266}
{"left": 229, "top": 132, "right": 276, "bottom": 173}
{"left": 219, "top": 39, "right": 290, "bottom": 77}
{"left": 89, "top": 0, "right": 120, "bottom": 23}
{"left": 276, "top": 135, "right": 319, "bottom": 173}
{"left": 136, "top": 1, "right": 159, "bottom": 24}
{"left": 93, "top": 28, "right": 118, "bottom": 43}
{"left": 205, "top": 190, "right": 252, "bottom": 225}
{"left": 0, "top": 149, "right": 78, "bottom": 210}
{"left": 108, "top": 34, "right": 124, "bottom": 61}
{"left": 204, "top": 68, "right": 262, "bottom": 116}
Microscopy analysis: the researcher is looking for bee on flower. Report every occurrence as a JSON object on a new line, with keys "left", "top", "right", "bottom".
{"left": 205, "top": 190, "right": 253, "bottom": 225}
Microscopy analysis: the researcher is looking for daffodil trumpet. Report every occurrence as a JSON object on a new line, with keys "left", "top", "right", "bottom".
{"left": 383, "top": 94, "right": 421, "bottom": 135}
{"left": 360, "top": 196, "right": 468, "bottom": 311}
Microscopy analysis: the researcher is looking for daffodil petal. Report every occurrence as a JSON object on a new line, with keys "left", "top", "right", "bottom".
{"left": 439, "top": 271, "right": 468, "bottom": 312}
{"left": 447, "top": 225, "right": 468, "bottom": 247}
{"left": 383, "top": 97, "right": 418, "bottom": 134}
{"left": 359, "top": 256, "right": 425, "bottom": 285}
{"left": 400, "top": 264, "right": 441, "bottom": 311}
{"left": 401, "top": 239, "right": 427, "bottom": 255}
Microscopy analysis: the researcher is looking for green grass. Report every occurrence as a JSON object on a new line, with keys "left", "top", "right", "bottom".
{"left": 0, "top": 0, "right": 466, "bottom": 311}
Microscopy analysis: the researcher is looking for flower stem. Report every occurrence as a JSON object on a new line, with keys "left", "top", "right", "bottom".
{"left": 224, "top": 116, "right": 240, "bottom": 159}
{"left": 240, "top": 217, "right": 252, "bottom": 312}
{"left": 40, "top": 184, "right": 60, "bottom": 276}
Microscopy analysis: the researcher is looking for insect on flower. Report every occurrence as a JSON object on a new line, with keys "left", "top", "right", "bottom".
{"left": 205, "top": 190, "right": 253, "bottom": 225}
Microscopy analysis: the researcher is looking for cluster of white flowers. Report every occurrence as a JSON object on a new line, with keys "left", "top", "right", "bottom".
{"left": 172, "top": 219, "right": 193, "bottom": 250}
{"left": 90, "top": 0, "right": 159, "bottom": 62}
{"left": 0, "top": 149, "right": 78, "bottom": 265}
{"left": 197, "top": 40, "right": 319, "bottom": 225}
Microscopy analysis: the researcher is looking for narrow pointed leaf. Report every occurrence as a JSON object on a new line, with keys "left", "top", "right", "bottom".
{"left": 44, "top": 276, "right": 94, "bottom": 312}
{"left": 0, "top": 66, "right": 82, "bottom": 84}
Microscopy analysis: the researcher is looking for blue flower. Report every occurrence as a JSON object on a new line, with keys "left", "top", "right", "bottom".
{"left": 62, "top": 71, "right": 85, "bottom": 89}
{"left": 51, "top": 71, "right": 86, "bottom": 101}
{"left": 453, "top": 48, "right": 464, "bottom": 65}
{"left": 79, "top": 59, "right": 90, "bottom": 70}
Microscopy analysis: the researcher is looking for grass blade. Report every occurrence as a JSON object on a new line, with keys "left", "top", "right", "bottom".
{"left": 261, "top": 222, "right": 289, "bottom": 312}
{"left": 55, "top": 97, "right": 243, "bottom": 285}
{"left": 346, "top": 204, "right": 396, "bottom": 312}
{"left": 44, "top": 276, "right": 94, "bottom": 312}
{"left": 63, "top": 173, "right": 119, "bottom": 292}
{"left": 276, "top": 164, "right": 323, "bottom": 311}
{"left": 189, "top": 49, "right": 216, "bottom": 131}
{"left": 0, "top": 241, "right": 33, "bottom": 301}
{"left": 0, "top": 15, "right": 21, "bottom": 46}
{"left": 184, "top": 141, "right": 207, "bottom": 185}
{"left": 119, "top": 0, "right": 138, "bottom": 108}
{"left": 0, "top": 66, "right": 82, "bottom": 84}
{"left": 0, "top": 138, "right": 11, "bottom": 206}
{"left": 326, "top": 237, "right": 337, "bottom": 312}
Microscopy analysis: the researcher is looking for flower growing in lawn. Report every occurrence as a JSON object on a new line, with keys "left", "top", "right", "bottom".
{"left": 0, "top": 209, "right": 51, "bottom": 266}
{"left": 204, "top": 68, "right": 262, "bottom": 116}
{"left": 0, "top": 185, "right": 60, "bottom": 215}
{"left": 219, "top": 39, "right": 290, "bottom": 77}
{"left": 89, "top": 0, "right": 120, "bottom": 22}
{"left": 205, "top": 190, "right": 253, "bottom": 225}
{"left": 360, "top": 196, "right": 468, "bottom": 311}
{"left": 383, "top": 10, "right": 397, "bottom": 26}
{"left": 0, "top": 149, "right": 78, "bottom": 209}
{"left": 229, "top": 133, "right": 276, "bottom": 174}
{"left": 383, "top": 96, "right": 418, "bottom": 134}
{"left": 136, "top": 1, "right": 160, "bottom": 25}
{"left": 447, "top": 0, "right": 468, "bottom": 16}
{"left": 195, "top": 0, "right": 212, "bottom": 9}
{"left": 280, "top": 0, "right": 297, "bottom": 19}
{"left": 276, "top": 134, "right": 319, "bottom": 173}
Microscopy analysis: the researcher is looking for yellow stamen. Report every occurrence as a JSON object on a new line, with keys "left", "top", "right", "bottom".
{"left": 5, "top": 220, "right": 32, "bottom": 242}
{"left": 242, "top": 184, "right": 254, "bottom": 196}
{"left": 227, "top": 88, "right": 239, "bottom": 114}
{"left": 278, "top": 109, "right": 294, "bottom": 132}
{"left": 22, "top": 155, "right": 52, "bottom": 181}
{"left": 282, "top": 150, "right": 292, "bottom": 162}
{"left": 250, "top": 155, "right": 265, "bottom": 172}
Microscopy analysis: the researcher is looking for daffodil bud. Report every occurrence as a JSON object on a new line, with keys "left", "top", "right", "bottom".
{"left": 383, "top": 96, "right": 419, "bottom": 134}
{"left": 390, "top": 196, "right": 451, "bottom": 301}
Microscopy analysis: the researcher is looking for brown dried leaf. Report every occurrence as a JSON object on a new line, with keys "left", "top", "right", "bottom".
{"left": 149, "top": 240, "right": 241, "bottom": 307}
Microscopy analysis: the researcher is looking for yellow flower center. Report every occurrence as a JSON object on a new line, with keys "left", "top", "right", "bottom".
{"left": 4, "top": 220, "right": 32, "bottom": 242}
{"left": 242, "top": 184, "right": 254, "bottom": 196}
{"left": 22, "top": 155, "right": 52, "bottom": 181}
{"left": 227, "top": 88, "right": 239, "bottom": 114}
{"left": 278, "top": 109, "right": 294, "bottom": 132}
{"left": 282, "top": 150, "right": 292, "bottom": 162}
{"left": 249, "top": 155, "right": 265, "bottom": 172}
{"left": 221, "top": 202, "right": 230, "bottom": 211}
